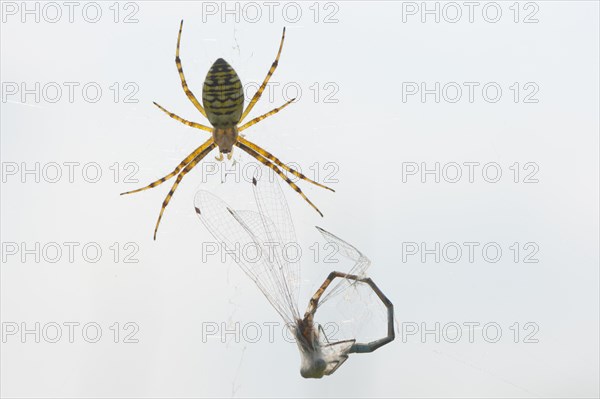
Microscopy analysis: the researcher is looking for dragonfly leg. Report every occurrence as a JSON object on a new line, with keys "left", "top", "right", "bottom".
{"left": 347, "top": 276, "right": 395, "bottom": 353}
{"left": 304, "top": 271, "right": 354, "bottom": 317}
{"left": 304, "top": 272, "right": 395, "bottom": 354}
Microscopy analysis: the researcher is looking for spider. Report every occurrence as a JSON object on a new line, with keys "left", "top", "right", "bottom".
{"left": 121, "top": 21, "right": 334, "bottom": 240}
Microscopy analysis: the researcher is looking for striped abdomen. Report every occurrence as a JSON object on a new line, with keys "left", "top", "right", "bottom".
{"left": 202, "top": 58, "right": 244, "bottom": 129}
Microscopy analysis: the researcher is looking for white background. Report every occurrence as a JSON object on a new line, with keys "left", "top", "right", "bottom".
{"left": 1, "top": 1, "right": 599, "bottom": 397}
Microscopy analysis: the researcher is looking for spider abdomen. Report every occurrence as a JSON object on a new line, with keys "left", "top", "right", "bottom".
{"left": 202, "top": 58, "right": 244, "bottom": 129}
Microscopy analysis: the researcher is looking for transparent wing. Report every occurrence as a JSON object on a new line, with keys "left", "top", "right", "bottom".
{"left": 321, "top": 340, "right": 355, "bottom": 376}
{"left": 314, "top": 227, "right": 371, "bottom": 309}
{"left": 251, "top": 175, "right": 301, "bottom": 314}
{"left": 194, "top": 190, "right": 300, "bottom": 324}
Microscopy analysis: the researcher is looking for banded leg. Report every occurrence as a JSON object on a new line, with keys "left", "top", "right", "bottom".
{"left": 153, "top": 102, "right": 212, "bottom": 132}
{"left": 239, "top": 27, "right": 286, "bottom": 123}
{"left": 305, "top": 271, "right": 345, "bottom": 317}
{"left": 304, "top": 272, "right": 395, "bottom": 354}
{"left": 153, "top": 142, "right": 217, "bottom": 240}
{"left": 239, "top": 137, "right": 333, "bottom": 192}
{"left": 238, "top": 98, "right": 295, "bottom": 132}
{"left": 236, "top": 141, "right": 324, "bottom": 217}
{"left": 121, "top": 138, "right": 215, "bottom": 196}
{"left": 175, "top": 20, "right": 208, "bottom": 118}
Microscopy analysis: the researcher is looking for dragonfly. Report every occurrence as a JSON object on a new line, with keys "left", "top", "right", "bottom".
{"left": 195, "top": 176, "right": 395, "bottom": 378}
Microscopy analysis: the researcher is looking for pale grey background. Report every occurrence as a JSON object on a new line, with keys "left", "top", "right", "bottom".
{"left": 1, "top": 1, "right": 599, "bottom": 397}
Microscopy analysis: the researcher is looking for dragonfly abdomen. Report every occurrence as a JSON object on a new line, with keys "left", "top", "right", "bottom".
{"left": 202, "top": 58, "right": 244, "bottom": 129}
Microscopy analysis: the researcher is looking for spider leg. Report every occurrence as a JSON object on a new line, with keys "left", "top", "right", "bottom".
{"left": 238, "top": 136, "right": 334, "bottom": 192}
{"left": 175, "top": 20, "right": 208, "bottom": 118}
{"left": 153, "top": 102, "right": 212, "bottom": 132}
{"left": 239, "top": 27, "right": 286, "bottom": 123}
{"left": 304, "top": 272, "right": 395, "bottom": 354}
{"left": 153, "top": 141, "right": 217, "bottom": 240}
{"left": 121, "top": 138, "right": 215, "bottom": 195}
{"left": 238, "top": 98, "right": 295, "bottom": 132}
{"left": 235, "top": 141, "right": 324, "bottom": 217}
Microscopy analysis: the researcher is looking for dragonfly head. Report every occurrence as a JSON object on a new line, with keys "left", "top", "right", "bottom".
{"left": 299, "top": 351, "right": 328, "bottom": 379}
{"left": 294, "top": 319, "right": 328, "bottom": 378}
{"left": 292, "top": 318, "right": 322, "bottom": 378}
{"left": 294, "top": 317, "right": 355, "bottom": 378}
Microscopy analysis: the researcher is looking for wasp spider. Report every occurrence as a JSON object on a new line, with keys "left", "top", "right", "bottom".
{"left": 122, "top": 21, "right": 334, "bottom": 240}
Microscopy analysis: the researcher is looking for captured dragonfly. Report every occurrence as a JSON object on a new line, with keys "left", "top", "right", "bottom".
{"left": 194, "top": 177, "right": 394, "bottom": 378}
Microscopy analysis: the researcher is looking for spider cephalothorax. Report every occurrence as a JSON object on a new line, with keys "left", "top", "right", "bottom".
{"left": 122, "top": 21, "right": 334, "bottom": 239}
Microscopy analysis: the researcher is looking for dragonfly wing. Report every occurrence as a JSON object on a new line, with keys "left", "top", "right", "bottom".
{"left": 251, "top": 176, "right": 301, "bottom": 319}
{"left": 195, "top": 190, "right": 298, "bottom": 324}
{"left": 314, "top": 227, "right": 372, "bottom": 308}
{"left": 320, "top": 339, "right": 355, "bottom": 376}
